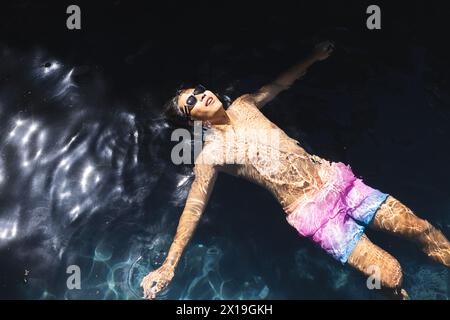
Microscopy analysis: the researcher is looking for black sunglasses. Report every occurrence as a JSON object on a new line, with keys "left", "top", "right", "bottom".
{"left": 183, "top": 84, "right": 206, "bottom": 117}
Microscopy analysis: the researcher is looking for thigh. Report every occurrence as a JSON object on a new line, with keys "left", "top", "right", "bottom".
{"left": 347, "top": 233, "right": 403, "bottom": 289}
{"left": 369, "top": 195, "right": 429, "bottom": 238}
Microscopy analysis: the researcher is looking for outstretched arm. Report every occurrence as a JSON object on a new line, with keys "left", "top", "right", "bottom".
{"left": 164, "top": 164, "right": 217, "bottom": 269}
{"left": 141, "top": 164, "right": 217, "bottom": 299}
{"left": 252, "top": 41, "right": 334, "bottom": 109}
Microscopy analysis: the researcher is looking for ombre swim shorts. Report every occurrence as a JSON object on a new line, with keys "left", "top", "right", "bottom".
{"left": 284, "top": 161, "right": 389, "bottom": 264}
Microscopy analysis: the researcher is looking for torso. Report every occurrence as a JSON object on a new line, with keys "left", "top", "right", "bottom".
{"left": 198, "top": 94, "right": 328, "bottom": 211}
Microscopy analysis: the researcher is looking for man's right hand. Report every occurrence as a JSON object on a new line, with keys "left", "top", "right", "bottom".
{"left": 140, "top": 263, "right": 175, "bottom": 300}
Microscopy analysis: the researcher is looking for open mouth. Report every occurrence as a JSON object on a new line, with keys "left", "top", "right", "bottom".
{"left": 206, "top": 97, "right": 213, "bottom": 106}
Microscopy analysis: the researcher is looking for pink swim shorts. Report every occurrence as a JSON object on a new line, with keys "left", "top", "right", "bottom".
{"left": 285, "top": 162, "right": 388, "bottom": 264}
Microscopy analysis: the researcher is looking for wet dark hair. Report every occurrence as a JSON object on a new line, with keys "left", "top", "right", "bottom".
{"left": 163, "top": 84, "right": 232, "bottom": 130}
{"left": 163, "top": 85, "right": 193, "bottom": 129}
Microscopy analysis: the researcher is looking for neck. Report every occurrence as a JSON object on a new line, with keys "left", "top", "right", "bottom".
{"left": 209, "top": 108, "right": 232, "bottom": 125}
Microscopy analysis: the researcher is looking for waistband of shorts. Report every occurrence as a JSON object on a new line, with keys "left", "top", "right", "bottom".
{"left": 283, "top": 161, "right": 356, "bottom": 215}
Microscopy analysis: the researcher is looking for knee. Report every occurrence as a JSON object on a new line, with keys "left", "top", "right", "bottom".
{"left": 416, "top": 219, "right": 435, "bottom": 241}
{"left": 418, "top": 219, "right": 433, "bottom": 232}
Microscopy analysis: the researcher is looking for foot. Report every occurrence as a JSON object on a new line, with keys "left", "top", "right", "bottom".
{"left": 399, "top": 289, "right": 410, "bottom": 300}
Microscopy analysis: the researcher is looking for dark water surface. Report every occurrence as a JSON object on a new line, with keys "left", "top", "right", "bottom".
{"left": 0, "top": 1, "right": 449, "bottom": 299}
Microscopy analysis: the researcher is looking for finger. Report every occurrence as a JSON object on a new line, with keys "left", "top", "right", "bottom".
{"left": 146, "top": 287, "right": 155, "bottom": 300}
{"left": 143, "top": 282, "right": 155, "bottom": 299}
{"left": 148, "top": 289, "right": 154, "bottom": 300}
{"left": 153, "top": 282, "right": 165, "bottom": 296}
{"left": 143, "top": 285, "right": 148, "bottom": 297}
{"left": 150, "top": 288, "right": 157, "bottom": 300}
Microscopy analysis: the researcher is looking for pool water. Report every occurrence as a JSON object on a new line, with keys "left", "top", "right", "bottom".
{"left": 0, "top": 1, "right": 449, "bottom": 300}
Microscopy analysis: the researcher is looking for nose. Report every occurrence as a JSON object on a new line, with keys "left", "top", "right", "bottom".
{"left": 200, "top": 93, "right": 206, "bottom": 102}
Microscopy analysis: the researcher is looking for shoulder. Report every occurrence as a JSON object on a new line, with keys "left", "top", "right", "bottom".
{"left": 230, "top": 93, "right": 261, "bottom": 111}
{"left": 232, "top": 93, "right": 256, "bottom": 105}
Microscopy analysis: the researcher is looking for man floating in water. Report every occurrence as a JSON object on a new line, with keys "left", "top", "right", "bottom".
{"left": 140, "top": 41, "right": 450, "bottom": 300}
